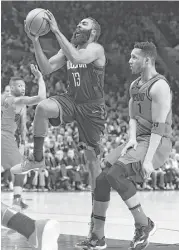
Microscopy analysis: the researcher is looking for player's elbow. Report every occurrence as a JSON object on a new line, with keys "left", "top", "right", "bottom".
{"left": 70, "top": 56, "right": 80, "bottom": 65}
{"left": 39, "top": 95, "right": 46, "bottom": 101}
{"left": 70, "top": 52, "right": 84, "bottom": 65}
{"left": 42, "top": 68, "right": 52, "bottom": 75}
{"left": 72, "top": 57, "right": 89, "bottom": 65}
{"left": 40, "top": 63, "right": 54, "bottom": 75}
{"left": 36, "top": 95, "right": 46, "bottom": 104}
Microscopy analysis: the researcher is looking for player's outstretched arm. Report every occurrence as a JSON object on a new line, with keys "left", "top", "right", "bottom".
{"left": 120, "top": 84, "right": 138, "bottom": 156}
{"left": 144, "top": 79, "right": 171, "bottom": 163}
{"left": 128, "top": 81, "right": 137, "bottom": 141}
{"left": 24, "top": 22, "right": 66, "bottom": 75}
{"left": 14, "top": 65, "right": 46, "bottom": 106}
{"left": 44, "top": 10, "right": 104, "bottom": 65}
{"left": 20, "top": 106, "right": 27, "bottom": 145}
{"left": 128, "top": 98, "right": 137, "bottom": 141}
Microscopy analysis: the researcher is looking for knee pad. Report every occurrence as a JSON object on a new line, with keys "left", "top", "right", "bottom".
{"left": 94, "top": 172, "right": 111, "bottom": 202}
{"left": 106, "top": 162, "right": 136, "bottom": 201}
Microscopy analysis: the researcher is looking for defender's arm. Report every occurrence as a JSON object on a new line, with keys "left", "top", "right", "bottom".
{"left": 128, "top": 97, "right": 137, "bottom": 141}
{"left": 14, "top": 76, "right": 46, "bottom": 106}
{"left": 20, "top": 106, "right": 27, "bottom": 145}
{"left": 144, "top": 79, "right": 171, "bottom": 162}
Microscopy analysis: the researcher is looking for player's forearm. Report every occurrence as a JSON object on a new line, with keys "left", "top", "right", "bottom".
{"left": 20, "top": 123, "right": 26, "bottom": 144}
{"left": 129, "top": 118, "right": 137, "bottom": 140}
{"left": 20, "top": 127, "right": 26, "bottom": 144}
{"left": 33, "top": 40, "right": 52, "bottom": 74}
{"left": 29, "top": 76, "right": 46, "bottom": 105}
{"left": 144, "top": 133, "right": 162, "bottom": 162}
{"left": 128, "top": 98, "right": 136, "bottom": 140}
{"left": 20, "top": 108, "right": 26, "bottom": 144}
{"left": 54, "top": 29, "right": 79, "bottom": 63}
{"left": 37, "top": 76, "right": 46, "bottom": 100}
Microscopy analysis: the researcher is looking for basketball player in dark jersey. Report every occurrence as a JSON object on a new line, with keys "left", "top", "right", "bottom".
{"left": 12, "top": 11, "right": 106, "bottom": 240}
{"left": 78, "top": 42, "right": 172, "bottom": 250}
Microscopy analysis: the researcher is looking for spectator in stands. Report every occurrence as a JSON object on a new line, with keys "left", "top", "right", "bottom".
{"left": 38, "top": 168, "right": 49, "bottom": 191}
{"left": 150, "top": 169, "right": 165, "bottom": 190}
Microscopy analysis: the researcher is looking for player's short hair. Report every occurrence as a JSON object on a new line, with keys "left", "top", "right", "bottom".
{"left": 9, "top": 77, "right": 24, "bottom": 86}
{"left": 134, "top": 41, "right": 157, "bottom": 62}
{"left": 87, "top": 17, "right": 101, "bottom": 42}
{"left": 4, "top": 84, "right": 10, "bottom": 91}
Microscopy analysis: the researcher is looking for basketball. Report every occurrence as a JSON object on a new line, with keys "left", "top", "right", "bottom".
{"left": 25, "top": 8, "right": 50, "bottom": 36}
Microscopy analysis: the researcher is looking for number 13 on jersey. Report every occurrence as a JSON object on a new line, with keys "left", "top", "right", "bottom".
{"left": 72, "top": 72, "right": 81, "bottom": 87}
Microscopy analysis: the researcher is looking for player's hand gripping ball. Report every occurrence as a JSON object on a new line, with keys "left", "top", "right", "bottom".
{"left": 25, "top": 8, "right": 50, "bottom": 37}
{"left": 43, "top": 10, "right": 59, "bottom": 33}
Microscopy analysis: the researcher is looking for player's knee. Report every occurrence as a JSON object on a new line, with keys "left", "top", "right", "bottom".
{"left": 106, "top": 162, "right": 126, "bottom": 188}
{"left": 106, "top": 162, "right": 136, "bottom": 201}
{"left": 94, "top": 172, "right": 111, "bottom": 202}
{"left": 35, "top": 101, "right": 47, "bottom": 117}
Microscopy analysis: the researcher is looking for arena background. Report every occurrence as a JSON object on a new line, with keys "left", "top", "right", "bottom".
{"left": 1, "top": 1, "right": 179, "bottom": 249}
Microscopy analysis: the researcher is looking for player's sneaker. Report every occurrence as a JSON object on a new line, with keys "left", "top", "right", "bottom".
{"left": 129, "top": 218, "right": 156, "bottom": 250}
{"left": 75, "top": 233, "right": 107, "bottom": 249}
{"left": 12, "top": 197, "right": 28, "bottom": 211}
{"left": 11, "top": 155, "right": 45, "bottom": 174}
{"left": 28, "top": 219, "right": 60, "bottom": 250}
{"left": 75, "top": 220, "right": 94, "bottom": 248}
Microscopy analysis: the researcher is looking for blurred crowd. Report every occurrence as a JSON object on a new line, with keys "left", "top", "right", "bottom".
{"left": 1, "top": 2, "right": 179, "bottom": 191}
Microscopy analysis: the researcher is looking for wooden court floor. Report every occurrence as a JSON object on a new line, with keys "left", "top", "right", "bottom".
{"left": 1, "top": 191, "right": 179, "bottom": 250}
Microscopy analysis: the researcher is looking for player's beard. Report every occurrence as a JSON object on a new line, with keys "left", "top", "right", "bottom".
{"left": 71, "top": 29, "right": 92, "bottom": 46}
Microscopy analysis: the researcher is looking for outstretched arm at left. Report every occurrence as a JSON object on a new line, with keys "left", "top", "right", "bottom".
{"left": 144, "top": 79, "right": 171, "bottom": 163}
